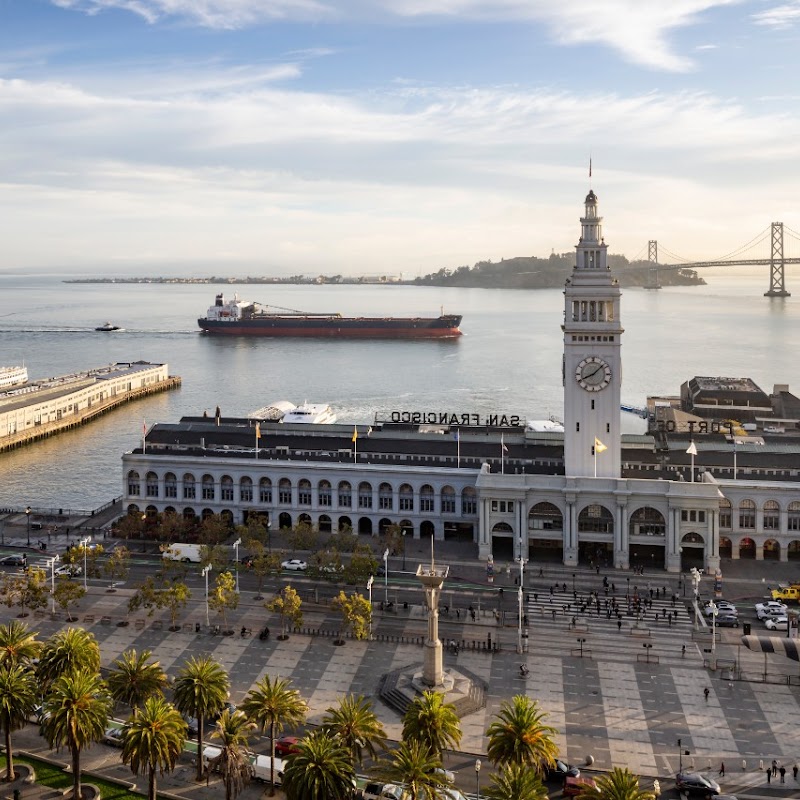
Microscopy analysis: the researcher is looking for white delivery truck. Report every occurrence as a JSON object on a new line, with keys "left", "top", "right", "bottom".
{"left": 162, "top": 543, "right": 203, "bottom": 563}
{"left": 202, "top": 747, "right": 285, "bottom": 784}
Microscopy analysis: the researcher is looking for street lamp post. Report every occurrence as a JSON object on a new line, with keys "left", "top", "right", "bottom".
{"left": 517, "top": 556, "right": 526, "bottom": 654}
{"left": 475, "top": 759, "right": 481, "bottom": 800}
{"left": 367, "top": 575, "right": 374, "bottom": 640}
{"left": 402, "top": 531, "right": 407, "bottom": 571}
{"left": 25, "top": 507, "right": 31, "bottom": 548}
{"left": 709, "top": 599, "right": 718, "bottom": 668}
{"left": 643, "top": 643, "right": 653, "bottom": 664}
{"left": 572, "top": 572, "right": 576, "bottom": 593}
{"left": 45, "top": 555, "right": 60, "bottom": 614}
{"left": 577, "top": 637, "right": 586, "bottom": 658}
{"left": 201, "top": 565, "right": 211, "bottom": 627}
{"left": 232, "top": 538, "right": 242, "bottom": 593}
{"left": 79, "top": 536, "right": 90, "bottom": 591}
{"left": 690, "top": 567, "right": 703, "bottom": 631}
{"left": 383, "top": 548, "right": 389, "bottom": 604}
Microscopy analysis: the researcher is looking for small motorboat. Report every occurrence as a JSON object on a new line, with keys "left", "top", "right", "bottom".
{"left": 95, "top": 322, "right": 123, "bottom": 332}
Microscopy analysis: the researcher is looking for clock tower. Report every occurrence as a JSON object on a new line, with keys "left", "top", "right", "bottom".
{"left": 562, "top": 190, "right": 623, "bottom": 478}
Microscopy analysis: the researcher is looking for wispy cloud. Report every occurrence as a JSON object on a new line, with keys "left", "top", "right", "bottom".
{"left": 50, "top": 0, "right": 740, "bottom": 72}
{"left": 752, "top": 1, "right": 800, "bottom": 28}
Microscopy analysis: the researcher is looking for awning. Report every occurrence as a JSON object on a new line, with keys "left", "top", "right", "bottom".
{"left": 741, "top": 635, "right": 800, "bottom": 662}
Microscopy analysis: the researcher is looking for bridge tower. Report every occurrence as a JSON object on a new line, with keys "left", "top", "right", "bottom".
{"left": 646, "top": 240, "right": 661, "bottom": 289}
{"left": 765, "top": 222, "right": 791, "bottom": 297}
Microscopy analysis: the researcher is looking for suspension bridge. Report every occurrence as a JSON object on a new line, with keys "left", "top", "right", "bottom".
{"left": 644, "top": 222, "right": 800, "bottom": 297}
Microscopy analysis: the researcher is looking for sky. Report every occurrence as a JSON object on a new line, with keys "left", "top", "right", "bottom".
{"left": 2, "top": 0, "right": 800, "bottom": 277}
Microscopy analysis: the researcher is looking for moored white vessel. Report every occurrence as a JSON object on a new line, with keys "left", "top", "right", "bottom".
{"left": 281, "top": 402, "right": 338, "bottom": 425}
{"left": 0, "top": 365, "right": 28, "bottom": 390}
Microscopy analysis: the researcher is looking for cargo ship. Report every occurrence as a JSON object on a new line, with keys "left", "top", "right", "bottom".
{"left": 198, "top": 294, "right": 462, "bottom": 338}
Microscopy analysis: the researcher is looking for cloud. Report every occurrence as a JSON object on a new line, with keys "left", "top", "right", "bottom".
{"left": 50, "top": 0, "right": 739, "bottom": 72}
{"left": 752, "top": 2, "right": 800, "bottom": 27}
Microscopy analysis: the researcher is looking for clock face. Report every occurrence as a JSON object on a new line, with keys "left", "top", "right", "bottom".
{"left": 576, "top": 357, "right": 612, "bottom": 391}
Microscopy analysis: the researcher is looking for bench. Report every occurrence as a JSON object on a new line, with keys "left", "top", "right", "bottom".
{"left": 135, "top": 619, "right": 145, "bottom": 630}
{"left": 629, "top": 626, "right": 651, "bottom": 637}
{"left": 83, "top": 615, "right": 95, "bottom": 624}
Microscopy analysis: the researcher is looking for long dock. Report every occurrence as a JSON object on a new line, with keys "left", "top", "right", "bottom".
{"left": 0, "top": 362, "right": 181, "bottom": 454}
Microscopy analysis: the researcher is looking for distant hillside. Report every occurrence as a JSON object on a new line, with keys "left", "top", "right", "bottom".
{"left": 412, "top": 253, "right": 705, "bottom": 289}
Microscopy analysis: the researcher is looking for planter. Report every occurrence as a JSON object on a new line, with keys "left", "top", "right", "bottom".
{"left": 277, "top": 634, "right": 289, "bottom": 641}
{"left": 333, "top": 639, "right": 346, "bottom": 646}
{"left": 117, "top": 620, "right": 129, "bottom": 627}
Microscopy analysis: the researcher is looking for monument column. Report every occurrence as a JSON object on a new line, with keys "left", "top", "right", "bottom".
{"left": 416, "top": 562, "right": 449, "bottom": 687}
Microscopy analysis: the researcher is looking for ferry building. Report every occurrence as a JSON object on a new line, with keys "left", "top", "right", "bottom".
{"left": 121, "top": 191, "right": 800, "bottom": 573}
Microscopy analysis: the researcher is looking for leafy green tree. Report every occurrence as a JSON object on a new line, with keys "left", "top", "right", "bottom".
{"left": 402, "top": 690, "right": 462, "bottom": 758}
{"left": 37, "top": 627, "right": 101, "bottom": 693}
{"left": 122, "top": 695, "right": 187, "bottom": 800}
{"left": 343, "top": 544, "right": 378, "bottom": 584}
{"left": 327, "top": 529, "right": 359, "bottom": 553}
{"left": 198, "top": 514, "right": 232, "bottom": 545}
{"left": 2, "top": 567, "right": 50, "bottom": 617}
{"left": 267, "top": 586, "right": 303, "bottom": 639}
{"left": 377, "top": 738, "right": 449, "bottom": 800}
{"left": 244, "top": 538, "right": 280, "bottom": 600}
{"left": 484, "top": 762, "right": 549, "bottom": 800}
{"left": 104, "top": 545, "right": 131, "bottom": 588}
{"left": 240, "top": 675, "right": 308, "bottom": 796}
{"left": 161, "top": 582, "right": 192, "bottom": 630}
{"left": 52, "top": 577, "right": 86, "bottom": 621}
{"left": 209, "top": 708, "right": 256, "bottom": 800}
{"left": 0, "top": 619, "right": 41, "bottom": 668}
{"left": 208, "top": 571, "right": 238, "bottom": 633}
{"left": 485, "top": 695, "right": 558, "bottom": 773}
{"left": 112, "top": 512, "right": 149, "bottom": 541}
{"left": 0, "top": 664, "right": 38, "bottom": 780}
{"left": 310, "top": 548, "right": 344, "bottom": 581}
{"left": 380, "top": 524, "right": 404, "bottom": 556}
{"left": 331, "top": 591, "right": 371, "bottom": 642}
{"left": 107, "top": 649, "right": 168, "bottom": 717}
{"left": 578, "top": 767, "right": 654, "bottom": 800}
{"left": 40, "top": 669, "right": 112, "bottom": 800}
{"left": 129, "top": 576, "right": 160, "bottom": 617}
{"left": 321, "top": 694, "right": 386, "bottom": 767}
{"left": 282, "top": 729, "right": 355, "bottom": 800}
{"left": 172, "top": 655, "right": 230, "bottom": 781}
{"left": 288, "top": 522, "right": 319, "bottom": 552}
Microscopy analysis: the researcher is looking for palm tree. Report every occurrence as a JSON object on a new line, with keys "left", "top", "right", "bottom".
{"left": 0, "top": 664, "right": 38, "bottom": 780}
{"left": 40, "top": 669, "right": 112, "bottom": 800}
{"left": 107, "top": 649, "right": 168, "bottom": 717}
{"left": 282, "top": 729, "right": 355, "bottom": 800}
{"left": 377, "top": 738, "right": 449, "bottom": 800}
{"left": 401, "top": 690, "right": 462, "bottom": 758}
{"left": 36, "top": 627, "right": 101, "bottom": 693}
{"left": 485, "top": 695, "right": 558, "bottom": 773}
{"left": 122, "top": 695, "right": 187, "bottom": 800}
{"left": 172, "top": 655, "right": 230, "bottom": 782}
{"left": 0, "top": 619, "right": 40, "bottom": 668}
{"left": 240, "top": 675, "right": 308, "bottom": 796}
{"left": 321, "top": 694, "right": 387, "bottom": 767}
{"left": 209, "top": 708, "right": 256, "bottom": 800}
{"left": 484, "top": 762, "right": 549, "bottom": 800}
{"left": 579, "top": 767, "right": 654, "bottom": 800}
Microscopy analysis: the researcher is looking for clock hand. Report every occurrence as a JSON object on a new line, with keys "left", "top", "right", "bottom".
{"left": 585, "top": 365, "right": 605, "bottom": 379}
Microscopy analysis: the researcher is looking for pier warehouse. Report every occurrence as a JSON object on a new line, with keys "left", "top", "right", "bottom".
{"left": 121, "top": 193, "right": 800, "bottom": 574}
{"left": 0, "top": 362, "right": 179, "bottom": 452}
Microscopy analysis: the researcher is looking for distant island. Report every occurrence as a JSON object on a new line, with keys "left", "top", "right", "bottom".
{"left": 64, "top": 252, "right": 705, "bottom": 290}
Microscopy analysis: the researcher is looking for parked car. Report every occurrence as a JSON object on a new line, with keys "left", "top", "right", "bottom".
{"left": 275, "top": 735, "right": 301, "bottom": 757}
{"left": 55, "top": 563, "right": 82, "bottom": 577}
{"left": 704, "top": 601, "right": 737, "bottom": 616}
{"left": 103, "top": 724, "right": 128, "bottom": 747}
{"left": 714, "top": 614, "right": 740, "bottom": 628}
{"left": 0, "top": 554, "right": 26, "bottom": 567}
{"left": 361, "top": 782, "right": 386, "bottom": 800}
{"left": 675, "top": 772, "right": 721, "bottom": 795}
{"left": 758, "top": 605, "right": 788, "bottom": 620}
{"left": 563, "top": 776, "right": 598, "bottom": 797}
{"left": 755, "top": 601, "right": 787, "bottom": 617}
{"left": 765, "top": 617, "right": 789, "bottom": 631}
{"left": 281, "top": 559, "right": 308, "bottom": 571}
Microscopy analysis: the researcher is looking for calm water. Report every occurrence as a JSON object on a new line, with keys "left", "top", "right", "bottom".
{"left": 0, "top": 270, "right": 796, "bottom": 510}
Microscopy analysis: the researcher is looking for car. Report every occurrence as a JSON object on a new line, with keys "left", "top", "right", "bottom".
{"left": 714, "top": 614, "right": 740, "bottom": 628}
{"left": 103, "top": 724, "right": 128, "bottom": 747}
{"left": 758, "top": 605, "right": 788, "bottom": 620}
{"left": 0, "top": 554, "right": 27, "bottom": 567}
{"left": 765, "top": 616, "right": 788, "bottom": 631}
{"left": 55, "top": 563, "right": 82, "bottom": 577}
{"left": 563, "top": 776, "right": 598, "bottom": 797}
{"left": 434, "top": 767, "right": 456, "bottom": 784}
{"left": 756, "top": 601, "right": 787, "bottom": 616}
{"left": 704, "top": 601, "right": 737, "bottom": 616}
{"left": 275, "top": 735, "right": 301, "bottom": 757}
{"left": 362, "top": 783, "right": 386, "bottom": 800}
{"left": 546, "top": 759, "right": 581, "bottom": 781}
{"left": 675, "top": 772, "right": 721, "bottom": 795}
{"left": 281, "top": 559, "right": 308, "bottom": 571}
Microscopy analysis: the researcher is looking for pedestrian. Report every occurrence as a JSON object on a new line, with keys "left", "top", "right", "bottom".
{"left": 773, "top": 759, "right": 778, "bottom": 777}
{"left": 780, "top": 766, "right": 786, "bottom": 783}
{"left": 767, "top": 767, "right": 772, "bottom": 784}
{"left": 704, "top": 687, "right": 710, "bottom": 702}
{"left": 539, "top": 566, "right": 543, "bottom": 577}
{"left": 617, "top": 619, "right": 622, "bottom": 632}
{"left": 719, "top": 762, "right": 725, "bottom": 777}
{"left": 682, "top": 644, "right": 686, "bottom": 658}
{"left": 470, "top": 609, "right": 476, "bottom": 622}
{"left": 793, "top": 764, "right": 798, "bottom": 780}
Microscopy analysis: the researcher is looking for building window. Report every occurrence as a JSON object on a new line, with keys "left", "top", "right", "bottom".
{"left": 298, "top": 480, "right": 312, "bottom": 506}
{"left": 764, "top": 500, "right": 780, "bottom": 530}
{"left": 127, "top": 471, "right": 140, "bottom": 496}
{"left": 441, "top": 486, "right": 456, "bottom": 514}
{"left": 183, "top": 474, "right": 195, "bottom": 500}
{"left": 165, "top": 474, "right": 177, "bottom": 499}
{"left": 719, "top": 499, "right": 731, "bottom": 529}
{"left": 462, "top": 488, "right": 477, "bottom": 516}
{"left": 279, "top": 479, "right": 292, "bottom": 505}
{"left": 202, "top": 477, "right": 215, "bottom": 501}
{"left": 681, "top": 510, "right": 688, "bottom": 522}
{"left": 420, "top": 485, "right": 434, "bottom": 513}
{"left": 240, "top": 478, "right": 253, "bottom": 503}
{"left": 338, "top": 482, "right": 352, "bottom": 508}
{"left": 739, "top": 499, "right": 755, "bottom": 529}
{"left": 145, "top": 472, "right": 159, "bottom": 498}
{"left": 399, "top": 484, "right": 414, "bottom": 512}
{"left": 319, "top": 481, "right": 332, "bottom": 507}
{"left": 379, "top": 483, "right": 393, "bottom": 511}
{"left": 259, "top": 479, "right": 272, "bottom": 504}
{"left": 358, "top": 482, "right": 373, "bottom": 509}
{"left": 789, "top": 502, "right": 800, "bottom": 531}
{"left": 221, "top": 477, "right": 234, "bottom": 502}
{"left": 698, "top": 510, "right": 706, "bottom": 523}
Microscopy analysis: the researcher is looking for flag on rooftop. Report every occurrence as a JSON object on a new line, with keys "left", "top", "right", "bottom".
{"left": 352, "top": 426, "right": 358, "bottom": 443}
{"left": 594, "top": 437, "right": 607, "bottom": 453}
{"left": 686, "top": 441, "right": 698, "bottom": 456}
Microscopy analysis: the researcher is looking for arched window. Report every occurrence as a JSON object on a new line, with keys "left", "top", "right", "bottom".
{"left": 441, "top": 486, "right": 456, "bottom": 514}
{"left": 298, "top": 479, "right": 312, "bottom": 506}
{"left": 338, "top": 481, "right": 352, "bottom": 508}
{"left": 399, "top": 484, "right": 414, "bottom": 512}
{"left": 220, "top": 476, "right": 234, "bottom": 502}
{"left": 202, "top": 475, "right": 215, "bottom": 501}
{"left": 240, "top": 477, "right": 253, "bottom": 503}
{"left": 763, "top": 500, "right": 780, "bottom": 530}
{"left": 528, "top": 502, "right": 563, "bottom": 531}
{"left": 578, "top": 504, "right": 614, "bottom": 534}
{"left": 462, "top": 487, "right": 477, "bottom": 516}
{"left": 259, "top": 478, "right": 272, "bottom": 504}
{"left": 719, "top": 498, "right": 731, "bottom": 528}
{"left": 183, "top": 473, "right": 196, "bottom": 500}
{"left": 789, "top": 501, "right": 800, "bottom": 532}
{"left": 279, "top": 479, "right": 292, "bottom": 505}
{"left": 127, "top": 470, "right": 140, "bottom": 496}
{"left": 629, "top": 507, "right": 665, "bottom": 536}
{"left": 145, "top": 472, "right": 159, "bottom": 498}
{"left": 164, "top": 473, "right": 177, "bottom": 499}
{"left": 379, "top": 483, "right": 393, "bottom": 511}
{"left": 358, "top": 482, "right": 373, "bottom": 509}
{"left": 739, "top": 499, "right": 756, "bottom": 529}
{"left": 420, "top": 485, "right": 434, "bottom": 513}
{"left": 318, "top": 480, "right": 332, "bottom": 507}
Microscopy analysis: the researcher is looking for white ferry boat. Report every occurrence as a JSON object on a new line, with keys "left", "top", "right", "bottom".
{"left": 281, "top": 402, "right": 338, "bottom": 425}
{"left": 0, "top": 365, "right": 28, "bottom": 390}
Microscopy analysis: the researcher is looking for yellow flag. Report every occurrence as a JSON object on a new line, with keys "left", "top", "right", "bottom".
{"left": 255, "top": 422, "right": 261, "bottom": 440}
{"left": 352, "top": 426, "right": 358, "bottom": 443}
{"left": 594, "top": 437, "right": 607, "bottom": 453}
